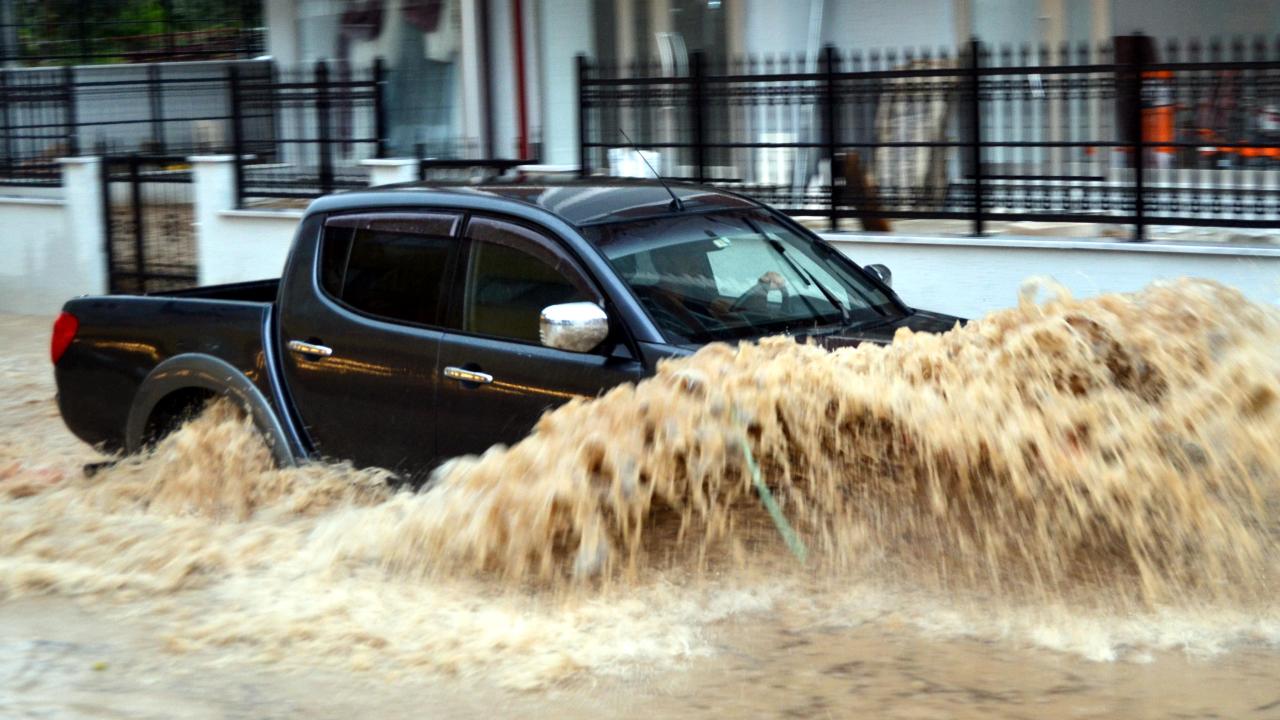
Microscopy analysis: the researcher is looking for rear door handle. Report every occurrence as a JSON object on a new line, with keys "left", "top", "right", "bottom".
{"left": 287, "top": 340, "right": 333, "bottom": 358}
{"left": 443, "top": 366, "right": 493, "bottom": 385}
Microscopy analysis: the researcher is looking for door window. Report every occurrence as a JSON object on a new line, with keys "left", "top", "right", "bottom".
{"left": 319, "top": 213, "right": 460, "bottom": 327}
{"left": 462, "top": 218, "right": 597, "bottom": 344}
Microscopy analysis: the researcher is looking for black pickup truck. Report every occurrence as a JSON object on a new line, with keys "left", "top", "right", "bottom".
{"left": 52, "top": 180, "right": 958, "bottom": 480}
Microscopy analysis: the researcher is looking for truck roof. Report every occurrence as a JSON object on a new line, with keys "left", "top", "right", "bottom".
{"left": 307, "top": 179, "right": 763, "bottom": 227}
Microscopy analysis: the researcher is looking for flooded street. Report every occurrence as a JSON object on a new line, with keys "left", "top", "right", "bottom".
{"left": 3, "top": 286, "right": 1280, "bottom": 718}
{"left": 6, "top": 593, "right": 1280, "bottom": 719}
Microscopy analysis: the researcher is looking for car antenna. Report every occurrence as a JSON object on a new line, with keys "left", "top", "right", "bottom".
{"left": 619, "top": 127, "right": 684, "bottom": 211}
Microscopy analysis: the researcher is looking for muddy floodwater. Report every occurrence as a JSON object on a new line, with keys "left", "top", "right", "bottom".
{"left": 3, "top": 281, "right": 1280, "bottom": 719}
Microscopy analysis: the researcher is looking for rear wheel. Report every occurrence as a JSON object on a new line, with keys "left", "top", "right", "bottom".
{"left": 141, "top": 388, "right": 219, "bottom": 449}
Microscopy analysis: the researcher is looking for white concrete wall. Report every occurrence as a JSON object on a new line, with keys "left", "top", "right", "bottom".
{"left": 0, "top": 198, "right": 74, "bottom": 315}
{"left": 0, "top": 158, "right": 107, "bottom": 316}
{"left": 189, "top": 156, "right": 421, "bottom": 287}
{"left": 191, "top": 156, "right": 301, "bottom": 286}
{"left": 198, "top": 210, "right": 302, "bottom": 285}
{"left": 824, "top": 233, "right": 1280, "bottom": 319}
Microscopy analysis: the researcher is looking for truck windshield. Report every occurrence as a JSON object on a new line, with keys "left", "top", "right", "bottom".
{"left": 585, "top": 210, "right": 904, "bottom": 344}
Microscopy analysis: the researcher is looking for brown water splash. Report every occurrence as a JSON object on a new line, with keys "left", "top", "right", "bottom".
{"left": 1, "top": 279, "right": 1278, "bottom": 684}
{"left": 347, "top": 278, "right": 1280, "bottom": 604}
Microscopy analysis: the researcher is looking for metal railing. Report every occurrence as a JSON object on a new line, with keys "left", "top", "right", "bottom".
{"left": 0, "top": 58, "right": 387, "bottom": 206}
{"left": 229, "top": 59, "right": 387, "bottom": 206}
{"left": 0, "top": 60, "right": 276, "bottom": 186}
{"left": 579, "top": 35, "right": 1280, "bottom": 239}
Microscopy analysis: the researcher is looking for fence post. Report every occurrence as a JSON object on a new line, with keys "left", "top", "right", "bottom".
{"left": 823, "top": 45, "right": 839, "bottom": 231}
{"left": 63, "top": 66, "right": 79, "bottom": 155}
{"left": 0, "top": 69, "right": 11, "bottom": 175}
{"left": 372, "top": 56, "right": 388, "bottom": 159}
{"left": 691, "top": 50, "right": 706, "bottom": 184}
{"left": 128, "top": 154, "right": 145, "bottom": 287}
{"left": 315, "top": 59, "right": 334, "bottom": 195}
{"left": 57, "top": 157, "right": 110, "bottom": 298}
{"left": 227, "top": 65, "right": 245, "bottom": 208}
{"left": 1125, "top": 35, "right": 1147, "bottom": 241}
{"left": 97, "top": 157, "right": 116, "bottom": 293}
{"left": 76, "top": 16, "right": 90, "bottom": 64}
{"left": 147, "top": 63, "right": 165, "bottom": 153}
{"left": 577, "top": 54, "right": 590, "bottom": 178}
{"left": 189, "top": 155, "right": 242, "bottom": 286}
{"left": 967, "top": 37, "right": 984, "bottom": 237}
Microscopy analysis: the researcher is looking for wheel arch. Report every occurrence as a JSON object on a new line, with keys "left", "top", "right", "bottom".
{"left": 124, "top": 353, "right": 298, "bottom": 467}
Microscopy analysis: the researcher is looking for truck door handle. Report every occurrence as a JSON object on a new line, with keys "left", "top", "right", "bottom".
{"left": 287, "top": 340, "right": 333, "bottom": 358}
{"left": 443, "top": 366, "right": 493, "bottom": 385}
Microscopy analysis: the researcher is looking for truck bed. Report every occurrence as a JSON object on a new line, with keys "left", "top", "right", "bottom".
{"left": 54, "top": 288, "right": 280, "bottom": 454}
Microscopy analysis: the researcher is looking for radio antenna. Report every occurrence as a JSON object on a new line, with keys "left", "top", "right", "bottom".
{"left": 618, "top": 127, "right": 684, "bottom": 211}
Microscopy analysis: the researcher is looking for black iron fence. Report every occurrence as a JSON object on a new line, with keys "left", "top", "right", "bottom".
{"left": 0, "top": 66, "right": 75, "bottom": 186}
{"left": 579, "top": 35, "right": 1280, "bottom": 239}
{"left": 0, "top": 58, "right": 387, "bottom": 205}
{"left": 0, "top": 60, "right": 275, "bottom": 186}
{"left": 231, "top": 60, "right": 386, "bottom": 205}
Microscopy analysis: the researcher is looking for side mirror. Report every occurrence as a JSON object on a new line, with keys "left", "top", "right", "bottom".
{"left": 540, "top": 301, "right": 610, "bottom": 352}
{"left": 865, "top": 263, "right": 892, "bottom": 288}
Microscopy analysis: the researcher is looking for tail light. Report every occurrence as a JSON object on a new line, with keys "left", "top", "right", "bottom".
{"left": 51, "top": 311, "right": 78, "bottom": 365}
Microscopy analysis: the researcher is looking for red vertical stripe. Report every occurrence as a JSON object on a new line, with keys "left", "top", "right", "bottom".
{"left": 513, "top": 0, "right": 530, "bottom": 159}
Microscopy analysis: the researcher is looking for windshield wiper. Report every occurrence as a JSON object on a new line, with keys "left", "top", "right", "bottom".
{"left": 765, "top": 237, "right": 851, "bottom": 325}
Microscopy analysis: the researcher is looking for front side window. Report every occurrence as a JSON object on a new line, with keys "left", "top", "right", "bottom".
{"left": 585, "top": 210, "right": 902, "bottom": 344}
{"left": 462, "top": 217, "right": 596, "bottom": 343}
{"left": 319, "top": 213, "right": 460, "bottom": 326}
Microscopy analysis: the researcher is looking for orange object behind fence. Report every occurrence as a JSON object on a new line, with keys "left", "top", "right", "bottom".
{"left": 1142, "top": 70, "right": 1176, "bottom": 155}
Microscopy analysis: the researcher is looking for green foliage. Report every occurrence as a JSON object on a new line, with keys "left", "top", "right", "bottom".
{"left": 9, "top": 0, "right": 260, "bottom": 65}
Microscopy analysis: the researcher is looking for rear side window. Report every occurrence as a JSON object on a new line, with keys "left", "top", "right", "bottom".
{"left": 320, "top": 226, "right": 353, "bottom": 298}
{"left": 463, "top": 217, "right": 597, "bottom": 343}
{"left": 320, "top": 213, "right": 460, "bottom": 327}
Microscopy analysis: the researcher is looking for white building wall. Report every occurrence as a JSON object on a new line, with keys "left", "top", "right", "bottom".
{"left": 1112, "top": 0, "right": 1280, "bottom": 40}
{"left": 821, "top": 0, "right": 956, "bottom": 51}
{"left": 971, "top": 0, "right": 1044, "bottom": 48}
{"left": 741, "top": 0, "right": 813, "bottom": 56}
{"left": 266, "top": 0, "right": 302, "bottom": 66}
{"left": 489, "top": 0, "right": 520, "bottom": 158}
{"left": 537, "top": 0, "right": 594, "bottom": 165}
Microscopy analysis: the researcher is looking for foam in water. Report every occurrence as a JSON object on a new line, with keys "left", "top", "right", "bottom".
{"left": 1, "top": 278, "right": 1277, "bottom": 686}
